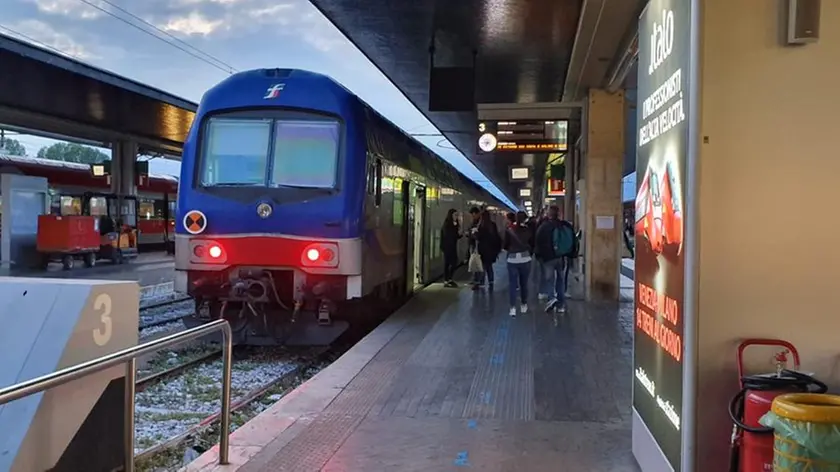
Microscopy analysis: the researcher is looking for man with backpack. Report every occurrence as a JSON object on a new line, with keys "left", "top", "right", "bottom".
{"left": 534, "top": 205, "right": 578, "bottom": 313}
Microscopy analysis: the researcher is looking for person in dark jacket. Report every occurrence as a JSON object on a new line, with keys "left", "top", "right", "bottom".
{"left": 440, "top": 208, "right": 462, "bottom": 287}
{"left": 503, "top": 211, "right": 533, "bottom": 317}
{"left": 470, "top": 209, "right": 501, "bottom": 290}
{"left": 534, "top": 205, "right": 573, "bottom": 313}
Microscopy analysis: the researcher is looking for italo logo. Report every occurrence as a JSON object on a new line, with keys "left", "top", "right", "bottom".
{"left": 264, "top": 83, "right": 285, "bottom": 99}
{"left": 648, "top": 9, "right": 675, "bottom": 76}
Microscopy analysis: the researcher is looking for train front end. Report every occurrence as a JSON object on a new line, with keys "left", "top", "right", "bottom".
{"left": 175, "top": 69, "right": 363, "bottom": 346}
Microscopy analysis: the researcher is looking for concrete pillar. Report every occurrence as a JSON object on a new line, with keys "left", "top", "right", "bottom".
{"left": 582, "top": 89, "right": 625, "bottom": 301}
{"left": 110, "top": 140, "right": 138, "bottom": 226}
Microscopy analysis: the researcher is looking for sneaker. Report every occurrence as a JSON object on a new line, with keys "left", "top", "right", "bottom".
{"left": 520, "top": 304, "right": 527, "bottom": 314}
{"left": 509, "top": 307, "right": 517, "bottom": 317}
{"left": 449, "top": 281, "right": 458, "bottom": 288}
{"left": 545, "top": 298, "right": 558, "bottom": 312}
{"left": 556, "top": 305, "right": 566, "bottom": 314}
{"left": 538, "top": 293, "right": 548, "bottom": 301}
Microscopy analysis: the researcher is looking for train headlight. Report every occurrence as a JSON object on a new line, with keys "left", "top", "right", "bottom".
{"left": 190, "top": 240, "right": 227, "bottom": 264}
{"left": 301, "top": 243, "right": 339, "bottom": 268}
{"left": 306, "top": 248, "right": 320, "bottom": 262}
{"left": 257, "top": 202, "right": 273, "bottom": 219}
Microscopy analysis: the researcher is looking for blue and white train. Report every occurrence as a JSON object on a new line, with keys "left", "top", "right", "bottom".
{"left": 175, "top": 68, "right": 509, "bottom": 345}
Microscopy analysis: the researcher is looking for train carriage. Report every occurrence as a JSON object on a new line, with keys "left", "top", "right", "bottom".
{"left": 175, "top": 68, "right": 508, "bottom": 346}
{"left": 0, "top": 154, "right": 178, "bottom": 249}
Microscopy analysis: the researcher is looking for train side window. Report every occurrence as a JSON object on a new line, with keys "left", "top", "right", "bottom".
{"left": 89, "top": 197, "right": 108, "bottom": 217}
{"left": 374, "top": 159, "right": 382, "bottom": 207}
{"left": 138, "top": 199, "right": 156, "bottom": 220}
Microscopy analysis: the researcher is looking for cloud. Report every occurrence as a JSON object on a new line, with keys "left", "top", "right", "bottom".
{"left": 149, "top": 0, "right": 350, "bottom": 52}
{"left": 161, "top": 11, "right": 223, "bottom": 36}
{"left": 26, "top": 0, "right": 103, "bottom": 20}
{"left": 8, "top": 19, "right": 97, "bottom": 59}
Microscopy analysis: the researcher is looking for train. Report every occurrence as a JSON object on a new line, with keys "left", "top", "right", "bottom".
{"left": 175, "top": 68, "right": 510, "bottom": 346}
{"left": 0, "top": 153, "right": 178, "bottom": 248}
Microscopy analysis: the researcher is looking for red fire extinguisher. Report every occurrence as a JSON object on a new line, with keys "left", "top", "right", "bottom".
{"left": 728, "top": 339, "right": 826, "bottom": 472}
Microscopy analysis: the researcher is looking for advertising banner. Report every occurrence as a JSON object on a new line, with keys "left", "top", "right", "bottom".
{"left": 633, "top": 0, "right": 692, "bottom": 470}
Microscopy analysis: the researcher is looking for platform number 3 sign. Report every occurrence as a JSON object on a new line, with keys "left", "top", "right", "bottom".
{"left": 92, "top": 293, "right": 113, "bottom": 347}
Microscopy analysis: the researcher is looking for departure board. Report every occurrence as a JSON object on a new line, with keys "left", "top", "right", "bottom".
{"left": 477, "top": 120, "right": 569, "bottom": 153}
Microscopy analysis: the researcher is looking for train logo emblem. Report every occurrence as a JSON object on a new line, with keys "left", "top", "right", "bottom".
{"left": 264, "top": 83, "right": 285, "bottom": 99}
{"left": 183, "top": 210, "right": 207, "bottom": 235}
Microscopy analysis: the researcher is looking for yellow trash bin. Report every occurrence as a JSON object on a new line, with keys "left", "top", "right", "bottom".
{"left": 760, "top": 393, "right": 840, "bottom": 471}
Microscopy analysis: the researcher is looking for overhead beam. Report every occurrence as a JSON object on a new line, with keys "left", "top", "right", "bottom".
{"left": 562, "top": 0, "right": 646, "bottom": 102}
{"left": 0, "top": 105, "right": 184, "bottom": 156}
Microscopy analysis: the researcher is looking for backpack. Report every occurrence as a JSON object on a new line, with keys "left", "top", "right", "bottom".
{"left": 551, "top": 221, "right": 578, "bottom": 259}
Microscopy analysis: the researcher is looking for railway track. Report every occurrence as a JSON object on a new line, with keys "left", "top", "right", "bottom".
{"left": 132, "top": 345, "right": 339, "bottom": 471}
{"left": 136, "top": 349, "right": 221, "bottom": 391}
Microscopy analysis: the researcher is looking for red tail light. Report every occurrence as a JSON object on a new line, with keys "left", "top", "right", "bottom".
{"left": 190, "top": 240, "right": 227, "bottom": 264}
{"left": 301, "top": 243, "right": 339, "bottom": 268}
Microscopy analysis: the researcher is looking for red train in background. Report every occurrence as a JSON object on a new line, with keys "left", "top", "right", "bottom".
{"left": 634, "top": 161, "right": 683, "bottom": 257}
{"left": 0, "top": 153, "right": 178, "bottom": 249}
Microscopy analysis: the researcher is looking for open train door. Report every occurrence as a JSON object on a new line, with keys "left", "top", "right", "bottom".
{"left": 402, "top": 179, "right": 414, "bottom": 295}
{"left": 412, "top": 185, "right": 426, "bottom": 287}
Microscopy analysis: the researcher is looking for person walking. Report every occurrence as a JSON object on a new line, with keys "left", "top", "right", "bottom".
{"left": 470, "top": 209, "right": 501, "bottom": 290}
{"left": 534, "top": 205, "right": 577, "bottom": 313}
{"left": 503, "top": 211, "right": 533, "bottom": 317}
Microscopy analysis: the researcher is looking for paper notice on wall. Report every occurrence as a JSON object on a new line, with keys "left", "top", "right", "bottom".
{"left": 595, "top": 215, "right": 615, "bottom": 230}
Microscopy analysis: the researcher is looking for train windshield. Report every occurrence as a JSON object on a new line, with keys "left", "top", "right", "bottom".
{"left": 271, "top": 119, "right": 339, "bottom": 189}
{"left": 202, "top": 118, "right": 272, "bottom": 186}
{"left": 200, "top": 115, "right": 340, "bottom": 189}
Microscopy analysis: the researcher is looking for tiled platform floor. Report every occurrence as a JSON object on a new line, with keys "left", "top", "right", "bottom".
{"left": 186, "top": 261, "right": 638, "bottom": 471}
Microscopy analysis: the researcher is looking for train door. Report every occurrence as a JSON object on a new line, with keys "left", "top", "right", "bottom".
{"left": 402, "top": 180, "right": 414, "bottom": 294}
{"left": 413, "top": 185, "right": 426, "bottom": 287}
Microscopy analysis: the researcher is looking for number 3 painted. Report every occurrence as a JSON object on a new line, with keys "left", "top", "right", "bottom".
{"left": 92, "top": 293, "right": 113, "bottom": 346}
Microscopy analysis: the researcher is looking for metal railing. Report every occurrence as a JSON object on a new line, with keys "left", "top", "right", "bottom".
{"left": 0, "top": 319, "right": 233, "bottom": 472}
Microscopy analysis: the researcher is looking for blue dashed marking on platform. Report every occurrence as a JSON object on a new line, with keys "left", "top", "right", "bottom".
{"left": 490, "top": 353, "right": 504, "bottom": 365}
{"left": 454, "top": 451, "right": 470, "bottom": 466}
{"left": 480, "top": 391, "right": 492, "bottom": 404}
{"left": 467, "top": 419, "right": 478, "bottom": 429}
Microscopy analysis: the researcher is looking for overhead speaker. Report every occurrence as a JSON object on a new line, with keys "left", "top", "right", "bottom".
{"left": 787, "top": 0, "right": 820, "bottom": 45}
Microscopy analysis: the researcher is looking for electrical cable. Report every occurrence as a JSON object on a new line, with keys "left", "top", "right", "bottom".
{"left": 86, "top": 0, "right": 236, "bottom": 74}
{"left": 76, "top": 0, "right": 236, "bottom": 75}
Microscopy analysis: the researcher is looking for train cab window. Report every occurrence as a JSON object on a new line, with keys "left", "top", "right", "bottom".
{"left": 270, "top": 119, "right": 339, "bottom": 189}
{"left": 201, "top": 118, "right": 272, "bottom": 186}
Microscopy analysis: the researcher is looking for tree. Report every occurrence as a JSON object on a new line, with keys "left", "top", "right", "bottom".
{"left": 37, "top": 142, "right": 109, "bottom": 164}
{"left": 0, "top": 138, "right": 26, "bottom": 156}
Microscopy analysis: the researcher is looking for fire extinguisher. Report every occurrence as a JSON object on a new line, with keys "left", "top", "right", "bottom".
{"left": 728, "top": 339, "right": 827, "bottom": 472}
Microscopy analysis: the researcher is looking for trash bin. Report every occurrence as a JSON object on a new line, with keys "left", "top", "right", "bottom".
{"left": 759, "top": 393, "right": 840, "bottom": 471}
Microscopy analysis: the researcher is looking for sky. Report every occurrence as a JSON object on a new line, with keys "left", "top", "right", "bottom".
{"left": 0, "top": 0, "right": 514, "bottom": 206}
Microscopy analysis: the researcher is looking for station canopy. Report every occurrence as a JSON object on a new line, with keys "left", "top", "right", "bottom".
{"left": 310, "top": 0, "right": 645, "bottom": 204}
{"left": 0, "top": 34, "right": 197, "bottom": 156}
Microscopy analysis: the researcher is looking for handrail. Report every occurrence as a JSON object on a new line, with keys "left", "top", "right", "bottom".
{"left": 0, "top": 318, "right": 233, "bottom": 472}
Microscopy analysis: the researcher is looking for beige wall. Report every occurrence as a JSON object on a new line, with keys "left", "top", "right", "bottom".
{"left": 695, "top": 0, "right": 840, "bottom": 467}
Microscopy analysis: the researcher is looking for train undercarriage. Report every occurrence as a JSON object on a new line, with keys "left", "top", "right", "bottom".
{"left": 182, "top": 267, "right": 351, "bottom": 346}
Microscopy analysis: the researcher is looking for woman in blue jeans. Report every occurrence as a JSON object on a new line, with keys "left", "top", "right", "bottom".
{"left": 502, "top": 211, "right": 534, "bottom": 317}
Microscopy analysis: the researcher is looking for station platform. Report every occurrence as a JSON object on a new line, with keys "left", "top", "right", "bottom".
{"left": 186, "top": 261, "right": 638, "bottom": 472}
{"left": 0, "top": 251, "right": 174, "bottom": 288}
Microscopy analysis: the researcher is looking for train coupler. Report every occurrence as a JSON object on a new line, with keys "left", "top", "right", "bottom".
{"left": 317, "top": 301, "right": 332, "bottom": 326}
